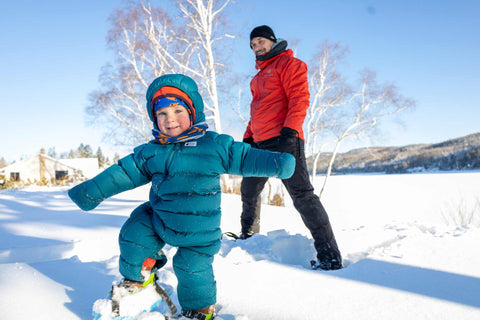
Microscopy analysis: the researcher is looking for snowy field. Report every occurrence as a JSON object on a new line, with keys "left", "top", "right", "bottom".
{"left": 0, "top": 172, "right": 479, "bottom": 320}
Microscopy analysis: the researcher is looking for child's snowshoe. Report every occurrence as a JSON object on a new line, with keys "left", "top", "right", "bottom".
{"left": 111, "top": 272, "right": 177, "bottom": 318}
{"left": 92, "top": 272, "right": 177, "bottom": 319}
{"left": 180, "top": 309, "right": 214, "bottom": 320}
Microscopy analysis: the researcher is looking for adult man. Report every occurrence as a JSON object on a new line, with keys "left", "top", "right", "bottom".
{"left": 240, "top": 25, "right": 342, "bottom": 270}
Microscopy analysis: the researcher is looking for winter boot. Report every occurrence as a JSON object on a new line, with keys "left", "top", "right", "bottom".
{"left": 311, "top": 240, "right": 343, "bottom": 270}
{"left": 111, "top": 272, "right": 158, "bottom": 316}
{"left": 111, "top": 257, "right": 176, "bottom": 317}
{"left": 113, "top": 271, "right": 157, "bottom": 294}
{"left": 181, "top": 304, "right": 215, "bottom": 320}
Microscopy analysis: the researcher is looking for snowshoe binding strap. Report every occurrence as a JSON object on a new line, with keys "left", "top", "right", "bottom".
{"left": 182, "top": 310, "right": 214, "bottom": 320}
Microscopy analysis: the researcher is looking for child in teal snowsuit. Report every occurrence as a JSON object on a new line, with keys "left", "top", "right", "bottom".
{"left": 68, "top": 74, "right": 295, "bottom": 318}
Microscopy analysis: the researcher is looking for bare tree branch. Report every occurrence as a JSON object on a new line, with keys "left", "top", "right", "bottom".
{"left": 317, "top": 68, "right": 415, "bottom": 197}
{"left": 87, "top": 0, "right": 236, "bottom": 147}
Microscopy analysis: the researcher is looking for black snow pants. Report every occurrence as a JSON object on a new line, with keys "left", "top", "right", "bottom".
{"left": 240, "top": 136, "right": 338, "bottom": 258}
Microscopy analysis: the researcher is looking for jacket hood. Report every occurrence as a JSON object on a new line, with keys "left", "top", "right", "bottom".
{"left": 146, "top": 74, "right": 205, "bottom": 129}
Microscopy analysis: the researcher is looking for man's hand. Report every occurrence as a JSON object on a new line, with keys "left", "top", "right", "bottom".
{"left": 278, "top": 127, "right": 298, "bottom": 156}
{"left": 243, "top": 137, "right": 255, "bottom": 147}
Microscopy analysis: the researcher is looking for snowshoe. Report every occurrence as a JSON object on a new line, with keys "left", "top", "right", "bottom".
{"left": 92, "top": 272, "right": 177, "bottom": 320}
{"left": 179, "top": 309, "right": 214, "bottom": 320}
{"left": 222, "top": 231, "right": 240, "bottom": 240}
{"left": 222, "top": 231, "right": 253, "bottom": 240}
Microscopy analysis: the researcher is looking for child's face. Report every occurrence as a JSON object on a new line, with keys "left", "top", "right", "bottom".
{"left": 155, "top": 105, "right": 191, "bottom": 137}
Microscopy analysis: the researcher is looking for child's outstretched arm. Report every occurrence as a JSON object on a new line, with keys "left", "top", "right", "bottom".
{"left": 241, "top": 146, "right": 295, "bottom": 179}
{"left": 68, "top": 153, "right": 150, "bottom": 211}
{"left": 218, "top": 135, "right": 295, "bottom": 179}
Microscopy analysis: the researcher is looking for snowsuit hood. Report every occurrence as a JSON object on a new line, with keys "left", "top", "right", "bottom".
{"left": 146, "top": 74, "right": 206, "bottom": 129}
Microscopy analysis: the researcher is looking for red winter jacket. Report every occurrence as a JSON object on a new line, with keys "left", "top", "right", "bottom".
{"left": 244, "top": 49, "right": 310, "bottom": 142}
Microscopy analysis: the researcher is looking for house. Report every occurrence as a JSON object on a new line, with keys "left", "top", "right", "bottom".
{"left": 0, "top": 150, "right": 100, "bottom": 183}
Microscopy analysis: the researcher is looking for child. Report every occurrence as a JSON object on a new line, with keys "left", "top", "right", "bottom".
{"left": 68, "top": 74, "right": 295, "bottom": 320}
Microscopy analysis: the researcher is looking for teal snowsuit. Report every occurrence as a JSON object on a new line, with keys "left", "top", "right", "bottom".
{"left": 68, "top": 74, "right": 295, "bottom": 311}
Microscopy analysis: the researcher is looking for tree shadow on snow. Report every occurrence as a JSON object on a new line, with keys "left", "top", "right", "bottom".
{"left": 0, "top": 188, "right": 136, "bottom": 318}
{"left": 0, "top": 189, "right": 134, "bottom": 231}
{"left": 221, "top": 230, "right": 480, "bottom": 309}
{"left": 32, "top": 256, "right": 118, "bottom": 319}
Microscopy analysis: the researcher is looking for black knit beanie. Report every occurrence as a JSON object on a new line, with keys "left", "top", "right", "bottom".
{"left": 250, "top": 25, "right": 277, "bottom": 44}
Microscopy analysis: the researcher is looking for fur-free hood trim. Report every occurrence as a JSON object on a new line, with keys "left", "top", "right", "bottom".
{"left": 146, "top": 74, "right": 205, "bottom": 128}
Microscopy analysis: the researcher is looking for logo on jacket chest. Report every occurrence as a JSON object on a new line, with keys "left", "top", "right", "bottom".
{"left": 184, "top": 141, "right": 197, "bottom": 147}
{"left": 262, "top": 69, "right": 274, "bottom": 77}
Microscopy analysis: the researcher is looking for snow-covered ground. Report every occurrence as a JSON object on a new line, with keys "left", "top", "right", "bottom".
{"left": 1, "top": 172, "right": 479, "bottom": 320}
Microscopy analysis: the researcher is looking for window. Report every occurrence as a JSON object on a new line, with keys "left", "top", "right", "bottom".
{"left": 10, "top": 172, "right": 20, "bottom": 181}
{"left": 55, "top": 170, "right": 68, "bottom": 180}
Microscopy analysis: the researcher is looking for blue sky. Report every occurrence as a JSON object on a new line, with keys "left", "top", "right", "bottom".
{"left": 1, "top": 0, "right": 479, "bottom": 162}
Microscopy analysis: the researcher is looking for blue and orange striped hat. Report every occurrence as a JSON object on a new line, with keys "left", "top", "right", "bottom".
{"left": 150, "top": 86, "right": 196, "bottom": 126}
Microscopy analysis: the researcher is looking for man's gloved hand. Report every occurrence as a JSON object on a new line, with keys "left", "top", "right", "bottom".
{"left": 278, "top": 127, "right": 298, "bottom": 156}
{"left": 243, "top": 137, "right": 255, "bottom": 147}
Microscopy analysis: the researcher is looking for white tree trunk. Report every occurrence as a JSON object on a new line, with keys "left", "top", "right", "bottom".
{"left": 177, "top": 0, "right": 233, "bottom": 133}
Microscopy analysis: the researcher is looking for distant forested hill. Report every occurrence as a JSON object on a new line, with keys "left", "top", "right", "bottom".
{"left": 309, "top": 132, "right": 480, "bottom": 174}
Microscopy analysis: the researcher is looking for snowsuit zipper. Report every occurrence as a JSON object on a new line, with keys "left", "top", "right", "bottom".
{"left": 164, "top": 144, "right": 180, "bottom": 174}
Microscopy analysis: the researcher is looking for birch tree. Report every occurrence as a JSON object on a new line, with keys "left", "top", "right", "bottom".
{"left": 87, "top": 0, "right": 234, "bottom": 147}
{"left": 305, "top": 41, "right": 350, "bottom": 184}
{"left": 317, "top": 69, "right": 415, "bottom": 197}
{"left": 175, "top": 0, "right": 234, "bottom": 133}
{"left": 226, "top": 73, "right": 252, "bottom": 128}
{"left": 87, "top": 2, "right": 188, "bottom": 146}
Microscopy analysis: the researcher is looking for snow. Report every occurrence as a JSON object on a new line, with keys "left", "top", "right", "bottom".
{"left": 0, "top": 172, "right": 479, "bottom": 320}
